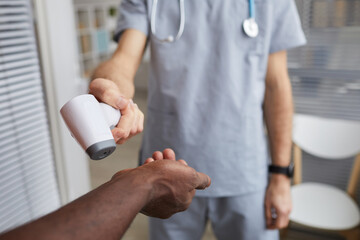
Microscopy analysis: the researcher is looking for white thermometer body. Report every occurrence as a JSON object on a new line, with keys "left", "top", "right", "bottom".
{"left": 60, "top": 94, "right": 121, "bottom": 160}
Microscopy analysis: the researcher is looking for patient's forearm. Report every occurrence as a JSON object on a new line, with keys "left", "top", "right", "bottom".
{"left": 0, "top": 154, "right": 211, "bottom": 240}
{"left": 0, "top": 171, "right": 151, "bottom": 240}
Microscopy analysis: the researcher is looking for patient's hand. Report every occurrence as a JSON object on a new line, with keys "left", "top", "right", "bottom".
{"left": 139, "top": 148, "right": 210, "bottom": 218}
{"left": 145, "top": 148, "right": 187, "bottom": 165}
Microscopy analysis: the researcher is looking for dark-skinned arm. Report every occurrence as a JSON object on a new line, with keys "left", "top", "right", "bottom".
{"left": 0, "top": 158, "right": 211, "bottom": 240}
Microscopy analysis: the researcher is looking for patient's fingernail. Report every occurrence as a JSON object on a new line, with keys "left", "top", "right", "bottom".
{"left": 116, "top": 96, "right": 127, "bottom": 109}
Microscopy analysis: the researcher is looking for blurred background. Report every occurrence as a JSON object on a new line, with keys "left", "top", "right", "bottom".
{"left": 0, "top": 0, "right": 359, "bottom": 239}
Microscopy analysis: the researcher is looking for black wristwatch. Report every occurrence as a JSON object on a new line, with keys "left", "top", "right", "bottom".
{"left": 268, "top": 163, "right": 294, "bottom": 178}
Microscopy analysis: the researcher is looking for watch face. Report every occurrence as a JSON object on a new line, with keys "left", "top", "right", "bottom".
{"left": 288, "top": 163, "right": 295, "bottom": 177}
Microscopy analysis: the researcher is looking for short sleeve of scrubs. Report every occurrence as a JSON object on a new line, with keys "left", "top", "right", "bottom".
{"left": 269, "top": 0, "right": 306, "bottom": 53}
{"left": 113, "top": 0, "right": 149, "bottom": 42}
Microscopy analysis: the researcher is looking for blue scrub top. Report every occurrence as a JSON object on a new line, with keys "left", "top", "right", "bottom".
{"left": 115, "top": 0, "right": 306, "bottom": 197}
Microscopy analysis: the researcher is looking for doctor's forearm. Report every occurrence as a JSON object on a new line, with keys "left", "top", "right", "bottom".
{"left": 91, "top": 29, "right": 147, "bottom": 99}
{"left": 92, "top": 59, "right": 135, "bottom": 98}
{"left": 264, "top": 51, "right": 293, "bottom": 167}
{"left": 264, "top": 83, "right": 293, "bottom": 167}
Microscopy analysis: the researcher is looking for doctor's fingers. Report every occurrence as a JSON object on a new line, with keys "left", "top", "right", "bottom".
{"left": 273, "top": 209, "right": 290, "bottom": 229}
{"left": 130, "top": 104, "right": 144, "bottom": 136}
{"left": 279, "top": 216, "right": 290, "bottom": 229}
{"left": 117, "top": 105, "right": 144, "bottom": 145}
{"left": 273, "top": 201, "right": 292, "bottom": 229}
{"left": 265, "top": 203, "right": 273, "bottom": 228}
{"left": 269, "top": 215, "right": 289, "bottom": 230}
{"left": 112, "top": 102, "right": 137, "bottom": 143}
{"left": 266, "top": 207, "right": 289, "bottom": 229}
{"left": 89, "top": 78, "right": 129, "bottom": 109}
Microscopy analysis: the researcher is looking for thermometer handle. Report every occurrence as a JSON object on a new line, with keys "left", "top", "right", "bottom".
{"left": 99, "top": 103, "right": 121, "bottom": 128}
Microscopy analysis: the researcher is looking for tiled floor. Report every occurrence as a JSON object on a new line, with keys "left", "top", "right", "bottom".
{"left": 88, "top": 89, "right": 359, "bottom": 240}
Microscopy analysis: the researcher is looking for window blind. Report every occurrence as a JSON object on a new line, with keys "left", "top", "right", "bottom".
{"left": 0, "top": 0, "right": 60, "bottom": 233}
{"left": 289, "top": 0, "right": 360, "bottom": 204}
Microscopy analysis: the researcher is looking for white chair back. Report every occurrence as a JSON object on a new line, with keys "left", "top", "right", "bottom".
{"left": 293, "top": 114, "right": 360, "bottom": 159}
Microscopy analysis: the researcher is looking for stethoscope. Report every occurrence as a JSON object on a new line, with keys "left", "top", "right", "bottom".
{"left": 150, "top": 0, "right": 185, "bottom": 43}
{"left": 150, "top": 0, "right": 259, "bottom": 43}
{"left": 242, "top": 0, "right": 259, "bottom": 38}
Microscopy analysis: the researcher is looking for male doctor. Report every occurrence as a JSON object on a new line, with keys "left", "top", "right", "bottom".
{"left": 89, "top": 0, "right": 306, "bottom": 239}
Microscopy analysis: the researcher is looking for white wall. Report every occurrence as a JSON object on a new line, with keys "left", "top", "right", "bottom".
{"left": 33, "top": 0, "right": 91, "bottom": 202}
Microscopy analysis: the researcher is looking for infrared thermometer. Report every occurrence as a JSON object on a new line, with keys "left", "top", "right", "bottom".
{"left": 60, "top": 94, "right": 121, "bottom": 160}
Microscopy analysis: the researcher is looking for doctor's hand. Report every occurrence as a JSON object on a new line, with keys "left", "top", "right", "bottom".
{"left": 265, "top": 174, "right": 292, "bottom": 229}
{"left": 89, "top": 78, "right": 144, "bottom": 144}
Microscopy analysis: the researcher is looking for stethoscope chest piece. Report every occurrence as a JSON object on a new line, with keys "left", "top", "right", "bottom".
{"left": 243, "top": 18, "right": 259, "bottom": 38}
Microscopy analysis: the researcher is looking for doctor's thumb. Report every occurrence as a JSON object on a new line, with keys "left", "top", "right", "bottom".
{"left": 89, "top": 78, "right": 129, "bottom": 110}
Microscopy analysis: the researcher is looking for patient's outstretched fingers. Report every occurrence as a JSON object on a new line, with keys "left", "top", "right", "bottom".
{"left": 163, "top": 148, "right": 176, "bottom": 160}
{"left": 195, "top": 172, "right": 211, "bottom": 190}
{"left": 152, "top": 151, "right": 163, "bottom": 160}
{"left": 178, "top": 159, "right": 188, "bottom": 165}
{"left": 144, "top": 158, "right": 154, "bottom": 164}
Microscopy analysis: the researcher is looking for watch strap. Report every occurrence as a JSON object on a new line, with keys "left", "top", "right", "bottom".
{"left": 268, "top": 163, "right": 294, "bottom": 178}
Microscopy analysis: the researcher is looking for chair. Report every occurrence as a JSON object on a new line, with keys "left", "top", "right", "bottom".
{"left": 289, "top": 114, "right": 360, "bottom": 239}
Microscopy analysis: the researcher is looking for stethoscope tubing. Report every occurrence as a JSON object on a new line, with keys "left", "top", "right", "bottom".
{"left": 249, "top": 0, "right": 255, "bottom": 19}
{"left": 151, "top": 0, "right": 185, "bottom": 43}
{"left": 150, "top": 0, "right": 257, "bottom": 43}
